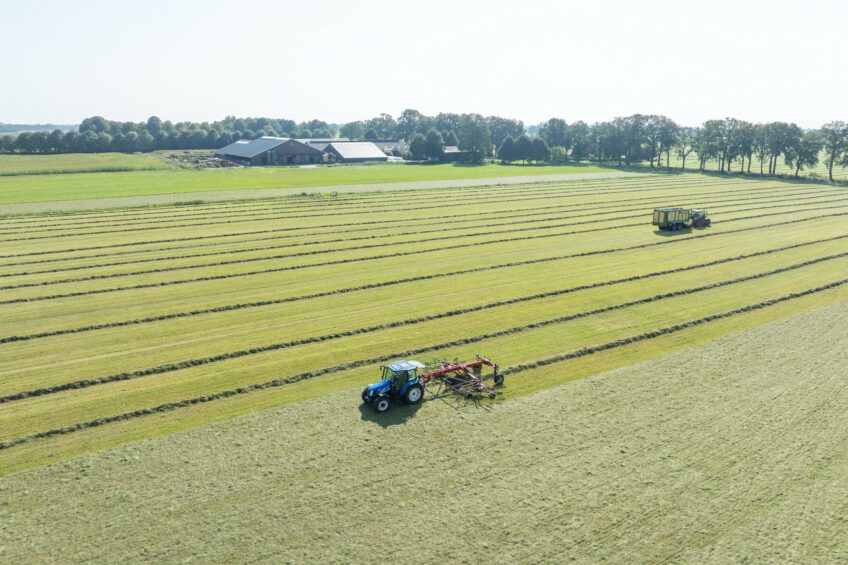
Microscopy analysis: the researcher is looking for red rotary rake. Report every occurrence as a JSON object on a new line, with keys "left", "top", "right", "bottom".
{"left": 419, "top": 355, "right": 504, "bottom": 400}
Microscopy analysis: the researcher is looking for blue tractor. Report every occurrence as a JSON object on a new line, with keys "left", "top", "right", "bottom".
{"left": 361, "top": 360, "right": 426, "bottom": 413}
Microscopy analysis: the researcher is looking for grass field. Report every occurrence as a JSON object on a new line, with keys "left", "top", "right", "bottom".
{"left": 0, "top": 152, "right": 170, "bottom": 176}
{"left": 0, "top": 161, "right": 613, "bottom": 204}
{"left": 1, "top": 299, "right": 845, "bottom": 563}
{"left": 0, "top": 173, "right": 847, "bottom": 477}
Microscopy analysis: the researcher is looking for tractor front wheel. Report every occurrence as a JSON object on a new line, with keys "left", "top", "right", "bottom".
{"left": 361, "top": 388, "right": 370, "bottom": 403}
{"left": 373, "top": 396, "right": 392, "bottom": 413}
{"left": 404, "top": 384, "right": 424, "bottom": 404}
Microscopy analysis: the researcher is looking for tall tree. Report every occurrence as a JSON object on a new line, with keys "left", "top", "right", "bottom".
{"left": 46, "top": 129, "right": 64, "bottom": 153}
{"left": 620, "top": 114, "right": 646, "bottom": 166}
{"left": 408, "top": 133, "right": 426, "bottom": 160}
{"left": 532, "top": 137, "right": 550, "bottom": 162}
{"left": 784, "top": 131, "right": 823, "bottom": 177}
{"left": 397, "top": 109, "right": 423, "bottom": 141}
{"left": 146, "top": 116, "right": 163, "bottom": 136}
{"left": 457, "top": 114, "right": 492, "bottom": 163}
{"left": 567, "top": 121, "right": 590, "bottom": 159}
{"left": 364, "top": 113, "right": 397, "bottom": 139}
{"left": 442, "top": 130, "right": 459, "bottom": 146}
{"left": 423, "top": 128, "right": 445, "bottom": 160}
{"left": 656, "top": 116, "right": 679, "bottom": 169}
{"left": 539, "top": 118, "right": 568, "bottom": 149}
{"left": 643, "top": 115, "right": 662, "bottom": 167}
{"left": 675, "top": 127, "right": 697, "bottom": 170}
{"left": 486, "top": 116, "right": 524, "bottom": 149}
{"left": 498, "top": 136, "right": 516, "bottom": 163}
{"left": 79, "top": 116, "right": 109, "bottom": 134}
{"left": 340, "top": 121, "right": 365, "bottom": 140}
{"left": 820, "top": 121, "right": 848, "bottom": 182}
{"left": 514, "top": 134, "right": 534, "bottom": 164}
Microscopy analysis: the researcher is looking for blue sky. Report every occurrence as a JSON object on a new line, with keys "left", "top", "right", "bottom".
{"left": 1, "top": 0, "right": 845, "bottom": 128}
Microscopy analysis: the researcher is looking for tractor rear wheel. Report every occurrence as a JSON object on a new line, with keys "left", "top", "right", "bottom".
{"left": 373, "top": 396, "right": 391, "bottom": 413}
{"left": 404, "top": 384, "right": 424, "bottom": 404}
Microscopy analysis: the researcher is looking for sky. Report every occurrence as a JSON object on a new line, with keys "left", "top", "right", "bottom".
{"left": 1, "top": 0, "right": 845, "bottom": 128}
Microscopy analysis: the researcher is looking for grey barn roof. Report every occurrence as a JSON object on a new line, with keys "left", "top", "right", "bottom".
{"left": 215, "top": 136, "right": 290, "bottom": 159}
{"left": 368, "top": 139, "right": 409, "bottom": 153}
{"left": 326, "top": 141, "right": 387, "bottom": 160}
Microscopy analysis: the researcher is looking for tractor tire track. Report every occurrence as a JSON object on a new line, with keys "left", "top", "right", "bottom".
{"left": 2, "top": 276, "right": 845, "bottom": 450}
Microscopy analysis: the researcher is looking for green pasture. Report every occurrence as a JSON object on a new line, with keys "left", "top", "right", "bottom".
{"left": 0, "top": 161, "right": 613, "bottom": 204}
{"left": 0, "top": 173, "right": 846, "bottom": 473}
{"left": 0, "top": 152, "right": 170, "bottom": 176}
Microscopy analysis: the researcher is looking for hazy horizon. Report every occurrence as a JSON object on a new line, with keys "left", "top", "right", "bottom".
{"left": 2, "top": 0, "right": 846, "bottom": 129}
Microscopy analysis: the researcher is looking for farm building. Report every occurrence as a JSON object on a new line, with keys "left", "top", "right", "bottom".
{"left": 215, "top": 136, "right": 392, "bottom": 165}
{"left": 323, "top": 142, "right": 389, "bottom": 163}
{"left": 215, "top": 137, "right": 326, "bottom": 166}
{"left": 441, "top": 145, "right": 469, "bottom": 162}
{"left": 367, "top": 139, "right": 409, "bottom": 155}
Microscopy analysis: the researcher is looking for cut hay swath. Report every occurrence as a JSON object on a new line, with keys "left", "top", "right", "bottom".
{"left": 0, "top": 173, "right": 847, "bottom": 473}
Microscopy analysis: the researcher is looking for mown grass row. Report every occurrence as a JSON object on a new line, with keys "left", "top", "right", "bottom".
{"left": 0, "top": 179, "right": 823, "bottom": 260}
{"left": 3, "top": 210, "right": 844, "bottom": 306}
{"left": 0, "top": 176, "right": 777, "bottom": 242}
{"left": 0, "top": 179, "right": 627, "bottom": 231}
{"left": 3, "top": 184, "right": 841, "bottom": 273}
{"left": 4, "top": 201, "right": 847, "bottom": 294}
{"left": 0, "top": 174, "right": 701, "bottom": 230}
{"left": 2, "top": 274, "right": 845, "bottom": 451}
{"left": 4, "top": 232, "right": 844, "bottom": 346}
{"left": 0, "top": 181, "right": 652, "bottom": 239}
{"left": 4, "top": 250, "right": 845, "bottom": 403}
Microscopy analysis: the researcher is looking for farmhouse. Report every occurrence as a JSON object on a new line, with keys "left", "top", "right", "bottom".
{"left": 215, "top": 136, "right": 393, "bottom": 166}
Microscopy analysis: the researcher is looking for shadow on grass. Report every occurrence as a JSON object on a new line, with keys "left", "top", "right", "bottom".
{"left": 357, "top": 388, "right": 497, "bottom": 427}
{"left": 358, "top": 399, "right": 422, "bottom": 427}
{"left": 653, "top": 227, "right": 692, "bottom": 237}
{"left": 654, "top": 226, "right": 713, "bottom": 237}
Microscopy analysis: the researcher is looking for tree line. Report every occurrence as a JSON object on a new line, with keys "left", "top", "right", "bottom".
{"left": 0, "top": 115, "right": 337, "bottom": 156}
{"left": 2, "top": 111, "right": 847, "bottom": 181}
{"left": 533, "top": 116, "right": 848, "bottom": 182}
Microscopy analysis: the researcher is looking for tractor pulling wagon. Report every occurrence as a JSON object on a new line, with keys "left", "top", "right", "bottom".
{"left": 652, "top": 208, "right": 711, "bottom": 230}
{"left": 362, "top": 356, "right": 503, "bottom": 413}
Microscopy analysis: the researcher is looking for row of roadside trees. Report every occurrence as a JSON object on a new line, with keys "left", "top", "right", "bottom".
{"left": 534, "top": 116, "right": 848, "bottom": 182}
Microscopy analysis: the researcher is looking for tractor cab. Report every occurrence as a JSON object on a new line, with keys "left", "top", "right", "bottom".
{"left": 689, "top": 209, "right": 711, "bottom": 227}
{"left": 362, "top": 360, "right": 426, "bottom": 413}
